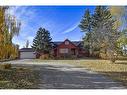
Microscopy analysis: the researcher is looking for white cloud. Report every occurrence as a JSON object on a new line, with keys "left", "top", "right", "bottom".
{"left": 27, "top": 36, "right": 34, "bottom": 42}
{"left": 62, "top": 22, "right": 79, "bottom": 34}
{"left": 9, "top": 6, "right": 37, "bottom": 48}
{"left": 9, "top": 6, "right": 36, "bottom": 27}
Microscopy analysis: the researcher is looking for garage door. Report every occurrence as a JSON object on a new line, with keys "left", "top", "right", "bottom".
{"left": 20, "top": 52, "right": 36, "bottom": 59}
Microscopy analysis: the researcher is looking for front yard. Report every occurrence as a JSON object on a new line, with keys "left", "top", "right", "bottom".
{"left": 32, "top": 59, "right": 127, "bottom": 87}
{"left": 1, "top": 59, "right": 127, "bottom": 88}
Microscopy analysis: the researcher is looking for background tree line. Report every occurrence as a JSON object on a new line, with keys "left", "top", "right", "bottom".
{"left": 0, "top": 7, "right": 21, "bottom": 60}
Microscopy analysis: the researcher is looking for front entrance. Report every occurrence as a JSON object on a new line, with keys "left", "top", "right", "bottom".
{"left": 71, "top": 48, "right": 76, "bottom": 55}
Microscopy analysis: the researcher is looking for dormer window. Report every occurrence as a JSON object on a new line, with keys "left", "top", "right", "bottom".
{"left": 65, "top": 41, "right": 69, "bottom": 45}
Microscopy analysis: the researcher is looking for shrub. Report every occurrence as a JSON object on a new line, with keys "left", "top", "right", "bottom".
{"left": 4, "top": 64, "right": 11, "bottom": 69}
{"left": 99, "top": 53, "right": 108, "bottom": 59}
{"left": 39, "top": 54, "right": 49, "bottom": 59}
{"left": 0, "top": 44, "right": 18, "bottom": 60}
{"left": 49, "top": 54, "right": 55, "bottom": 59}
{"left": 93, "top": 51, "right": 100, "bottom": 58}
{"left": 0, "top": 64, "right": 11, "bottom": 69}
{"left": 56, "top": 54, "right": 76, "bottom": 60}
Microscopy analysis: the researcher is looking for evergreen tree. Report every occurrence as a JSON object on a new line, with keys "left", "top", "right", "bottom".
{"left": 32, "top": 27, "right": 52, "bottom": 54}
{"left": 79, "top": 9, "right": 93, "bottom": 56}
{"left": 80, "top": 6, "right": 120, "bottom": 62}
{"left": 92, "top": 6, "right": 120, "bottom": 62}
{"left": 79, "top": 9, "right": 92, "bottom": 33}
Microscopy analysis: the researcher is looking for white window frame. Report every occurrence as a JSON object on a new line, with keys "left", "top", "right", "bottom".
{"left": 65, "top": 41, "right": 69, "bottom": 45}
{"left": 59, "top": 48, "right": 69, "bottom": 54}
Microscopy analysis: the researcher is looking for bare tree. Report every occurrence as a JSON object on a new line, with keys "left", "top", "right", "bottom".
{"left": 25, "top": 40, "right": 29, "bottom": 48}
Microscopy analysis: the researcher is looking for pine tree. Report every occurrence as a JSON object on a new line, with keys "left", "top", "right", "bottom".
{"left": 79, "top": 9, "right": 93, "bottom": 56}
{"left": 92, "top": 6, "right": 120, "bottom": 62}
{"left": 80, "top": 6, "right": 120, "bottom": 62}
{"left": 32, "top": 27, "right": 52, "bottom": 54}
{"left": 79, "top": 9, "right": 92, "bottom": 33}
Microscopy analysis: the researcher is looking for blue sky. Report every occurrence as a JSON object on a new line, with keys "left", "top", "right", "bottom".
{"left": 10, "top": 6, "right": 95, "bottom": 48}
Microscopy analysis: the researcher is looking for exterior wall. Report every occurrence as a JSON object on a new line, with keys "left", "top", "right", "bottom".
{"left": 53, "top": 41, "right": 89, "bottom": 58}
{"left": 20, "top": 51, "right": 36, "bottom": 59}
{"left": 55, "top": 40, "right": 79, "bottom": 57}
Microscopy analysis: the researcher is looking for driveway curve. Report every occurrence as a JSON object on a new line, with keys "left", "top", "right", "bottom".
{"left": 8, "top": 59, "right": 125, "bottom": 89}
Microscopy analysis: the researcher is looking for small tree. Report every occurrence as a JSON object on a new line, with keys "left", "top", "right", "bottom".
{"left": 25, "top": 40, "right": 29, "bottom": 48}
{"left": 32, "top": 27, "right": 52, "bottom": 55}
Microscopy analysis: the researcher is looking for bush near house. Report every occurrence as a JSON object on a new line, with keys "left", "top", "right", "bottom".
{"left": 39, "top": 54, "right": 50, "bottom": 60}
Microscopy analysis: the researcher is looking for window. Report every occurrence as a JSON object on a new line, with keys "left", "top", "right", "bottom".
{"left": 59, "top": 48, "right": 68, "bottom": 53}
{"left": 65, "top": 41, "right": 69, "bottom": 45}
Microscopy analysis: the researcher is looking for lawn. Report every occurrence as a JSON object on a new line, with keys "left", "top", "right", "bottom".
{"left": 33, "top": 59, "right": 127, "bottom": 87}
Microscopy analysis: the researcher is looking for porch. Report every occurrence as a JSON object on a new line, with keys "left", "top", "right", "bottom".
{"left": 53, "top": 48, "right": 79, "bottom": 58}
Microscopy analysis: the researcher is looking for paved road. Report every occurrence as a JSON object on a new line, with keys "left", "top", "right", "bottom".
{"left": 7, "top": 59, "right": 126, "bottom": 89}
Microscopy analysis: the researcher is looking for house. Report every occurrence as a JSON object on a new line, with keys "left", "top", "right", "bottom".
{"left": 19, "top": 39, "right": 89, "bottom": 59}
{"left": 52, "top": 39, "right": 88, "bottom": 58}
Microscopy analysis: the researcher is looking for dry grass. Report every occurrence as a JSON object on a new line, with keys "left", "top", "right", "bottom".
{"left": 33, "top": 59, "right": 127, "bottom": 72}
{"left": 33, "top": 59, "right": 127, "bottom": 87}
{"left": 0, "top": 64, "right": 39, "bottom": 89}
{"left": 70, "top": 59, "right": 127, "bottom": 87}
{"left": 75, "top": 60, "right": 127, "bottom": 72}
{"left": 25, "top": 58, "right": 127, "bottom": 87}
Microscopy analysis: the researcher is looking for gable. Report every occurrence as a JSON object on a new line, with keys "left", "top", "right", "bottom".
{"left": 56, "top": 39, "right": 78, "bottom": 49}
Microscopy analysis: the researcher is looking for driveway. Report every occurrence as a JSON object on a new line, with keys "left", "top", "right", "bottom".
{"left": 7, "top": 59, "right": 125, "bottom": 89}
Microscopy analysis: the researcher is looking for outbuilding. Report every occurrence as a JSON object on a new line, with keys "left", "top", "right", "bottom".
{"left": 19, "top": 48, "right": 36, "bottom": 59}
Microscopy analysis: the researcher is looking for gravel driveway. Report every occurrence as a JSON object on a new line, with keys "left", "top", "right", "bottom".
{"left": 7, "top": 59, "right": 125, "bottom": 89}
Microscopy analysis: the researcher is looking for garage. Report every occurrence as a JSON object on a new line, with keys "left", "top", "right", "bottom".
{"left": 19, "top": 48, "right": 36, "bottom": 59}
